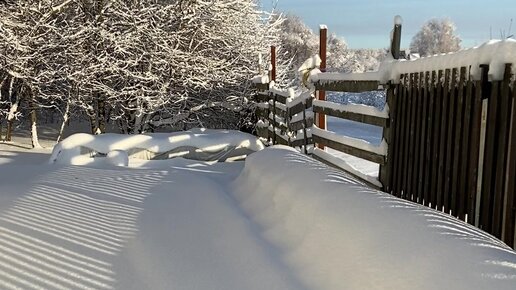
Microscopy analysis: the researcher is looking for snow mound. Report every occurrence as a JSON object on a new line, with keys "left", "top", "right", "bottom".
{"left": 232, "top": 147, "right": 516, "bottom": 290}
{"left": 106, "top": 150, "right": 129, "bottom": 166}
{"left": 49, "top": 129, "right": 264, "bottom": 165}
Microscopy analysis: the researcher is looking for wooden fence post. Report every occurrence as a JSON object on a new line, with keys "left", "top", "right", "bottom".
{"left": 391, "top": 16, "right": 402, "bottom": 59}
{"left": 270, "top": 46, "right": 277, "bottom": 145}
{"left": 380, "top": 16, "right": 402, "bottom": 192}
{"left": 316, "top": 26, "right": 327, "bottom": 149}
{"left": 270, "top": 46, "right": 276, "bottom": 83}
{"left": 503, "top": 77, "right": 516, "bottom": 248}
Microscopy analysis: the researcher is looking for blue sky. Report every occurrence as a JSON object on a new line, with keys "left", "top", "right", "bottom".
{"left": 260, "top": 0, "right": 516, "bottom": 49}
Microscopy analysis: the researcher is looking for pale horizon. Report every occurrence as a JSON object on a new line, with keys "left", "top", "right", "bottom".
{"left": 260, "top": 0, "right": 516, "bottom": 49}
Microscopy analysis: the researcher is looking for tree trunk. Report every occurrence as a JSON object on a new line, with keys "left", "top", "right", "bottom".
{"left": 29, "top": 91, "right": 41, "bottom": 149}
{"left": 86, "top": 103, "right": 98, "bottom": 134}
{"left": 133, "top": 99, "right": 143, "bottom": 134}
{"left": 98, "top": 94, "right": 106, "bottom": 133}
{"left": 6, "top": 121, "right": 13, "bottom": 142}
{"left": 57, "top": 101, "right": 71, "bottom": 143}
{"left": 5, "top": 97, "right": 19, "bottom": 142}
{"left": 4, "top": 77, "right": 18, "bottom": 142}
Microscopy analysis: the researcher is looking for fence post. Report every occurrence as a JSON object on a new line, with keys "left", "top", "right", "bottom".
{"left": 316, "top": 25, "right": 327, "bottom": 149}
{"left": 391, "top": 16, "right": 402, "bottom": 59}
{"left": 270, "top": 46, "right": 277, "bottom": 145}
{"left": 504, "top": 75, "right": 516, "bottom": 248}
{"left": 380, "top": 17, "right": 402, "bottom": 192}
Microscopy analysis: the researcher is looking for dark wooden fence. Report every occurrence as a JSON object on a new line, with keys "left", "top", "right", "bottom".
{"left": 386, "top": 65, "right": 516, "bottom": 247}
{"left": 254, "top": 85, "right": 314, "bottom": 149}
{"left": 254, "top": 21, "right": 516, "bottom": 249}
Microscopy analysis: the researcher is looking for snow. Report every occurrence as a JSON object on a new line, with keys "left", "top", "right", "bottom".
{"left": 313, "top": 99, "right": 389, "bottom": 118}
{"left": 252, "top": 74, "right": 269, "bottom": 84}
{"left": 307, "top": 39, "right": 516, "bottom": 84}
{"left": 394, "top": 15, "right": 403, "bottom": 25}
{"left": 313, "top": 148, "right": 382, "bottom": 187}
{"left": 298, "top": 54, "right": 322, "bottom": 72}
{"left": 325, "top": 117, "right": 382, "bottom": 178}
{"left": 1, "top": 133, "right": 516, "bottom": 289}
{"left": 49, "top": 129, "right": 265, "bottom": 166}
{"left": 379, "top": 39, "right": 516, "bottom": 82}
{"left": 233, "top": 147, "right": 516, "bottom": 290}
{"left": 309, "top": 69, "right": 380, "bottom": 82}
{"left": 312, "top": 126, "right": 387, "bottom": 156}
{"left": 106, "top": 150, "right": 129, "bottom": 167}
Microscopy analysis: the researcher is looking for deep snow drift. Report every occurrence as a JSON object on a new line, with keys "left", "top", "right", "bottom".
{"left": 0, "top": 136, "right": 515, "bottom": 289}
{"left": 232, "top": 146, "right": 516, "bottom": 290}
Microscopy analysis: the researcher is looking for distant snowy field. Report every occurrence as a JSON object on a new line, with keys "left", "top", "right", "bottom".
{"left": 325, "top": 92, "right": 385, "bottom": 178}
{"left": 0, "top": 128, "right": 516, "bottom": 289}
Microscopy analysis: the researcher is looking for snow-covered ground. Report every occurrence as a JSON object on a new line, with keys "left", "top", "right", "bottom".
{"left": 326, "top": 116, "right": 383, "bottom": 177}
{"left": 0, "top": 130, "right": 516, "bottom": 289}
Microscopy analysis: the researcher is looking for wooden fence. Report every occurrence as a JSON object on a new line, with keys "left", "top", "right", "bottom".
{"left": 253, "top": 21, "right": 516, "bottom": 248}
{"left": 387, "top": 65, "right": 516, "bottom": 247}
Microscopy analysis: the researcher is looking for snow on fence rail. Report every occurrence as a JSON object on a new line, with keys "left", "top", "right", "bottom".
{"left": 253, "top": 17, "right": 516, "bottom": 249}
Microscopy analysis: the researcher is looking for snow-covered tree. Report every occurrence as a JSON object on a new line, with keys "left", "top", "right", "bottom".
{"left": 410, "top": 18, "right": 462, "bottom": 57}
{"left": 0, "top": 0, "right": 283, "bottom": 140}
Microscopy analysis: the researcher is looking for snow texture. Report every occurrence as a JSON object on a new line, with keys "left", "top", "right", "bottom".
{"left": 394, "top": 15, "right": 403, "bottom": 25}
{"left": 106, "top": 150, "right": 129, "bottom": 167}
{"left": 313, "top": 147, "right": 382, "bottom": 187}
{"left": 232, "top": 146, "right": 516, "bottom": 290}
{"left": 49, "top": 129, "right": 264, "bottom": 165}
{"left": 312, "top": 126, "right": 387, "bottom": 156}
{"left": 308, "top": 39, "right": 516, "bottom": 84}
{"left": 313, "top": 99, "right": 389, "bottom": 118}
{"left": 252, "top": 75, "right": 270, "bottom": 84}
{"left": 1, "top": 136, "right": 516, "bottom": 290}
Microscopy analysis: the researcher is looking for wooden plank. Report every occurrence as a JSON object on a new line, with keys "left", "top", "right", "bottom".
{"left": 492, "top": 64, "right": 513, "bottom": 238}
{"left": 270, "top": 92, "right": 288, "bottom": 104}
{"left": 397, "top": 75, "right": 410, "bottom": 198}
{"left": 423, "top": 71, "right": 435, "bottom": 207}
{"left": 379, "top": 83, "right": 395, "bottom": 193}
{"left": 272, "top": 95, "right": 277, "bottom": 144}
{"left": 291, "top": 137, "right": 313, "bottom": 148}
{"left": 437, "top": 69, "right": 451, "bottom": 211}
{"left": 416, "top": 71, "right": 428, "bottom": 203}
{"left": 480, "top": 80, "right": 500, "bottom": 232}
{"left": 312, "top": 134, "right": 387, "bottom": 165}
{"left": 467, "top": 81, "right": 483, "bottom": 225}
{"left": 503, "top": 81, "right": 516, "bottom": 247}
{"left": 443, "top": 68, "right": 458, "bottom": 214}
{"left": 254, "top": 83, "right": 268, "bottom": 91}
{"left": 312, "top": 153, "right": 382, "bottom": 190}
{"left": 392, "top": 79, "right": 405, "bottom": 197}
{"left": 289, "top": 116, "right": 314, "bottom": 132}
{"left": 430, "top": 70, "right": 442, "bottom": 209}
{"left": 255, "top": 92, "right": 270, "bottom": 102}
{"left": 458, "top": 76, "right": 474, "bottom": 221}
{"left": 288, "top": 97, "right": 313, "bottom": 117}
{"left": 451, "top": 67, "right": 467, "bottom": 217}
{"left": 312, "top": 104, "right": 388, "bottom": 127}
{"left": 406, "top": 73, "right": 418, "bottom": 201}
{"left": 314, "top": 80, "right": 380, "bottom": 93}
